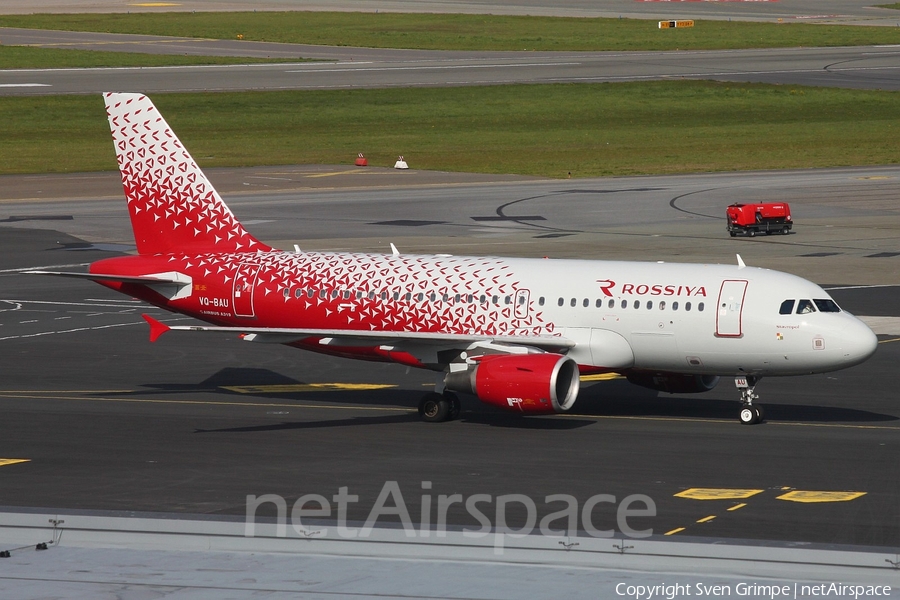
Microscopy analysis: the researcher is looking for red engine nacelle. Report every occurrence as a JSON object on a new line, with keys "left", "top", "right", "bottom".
{"left": 444, "top": 353, "right": 580, "bottom": 414}
{"left": 626, "top": 372, "right": 720, "bottom": 394}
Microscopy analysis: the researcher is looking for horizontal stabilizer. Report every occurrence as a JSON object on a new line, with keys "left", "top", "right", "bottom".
{"left": 142, "top": 314, "right": 171, "bottom": 342}
{"left": 25, "top": 270, "right": 189, "bottom": 286}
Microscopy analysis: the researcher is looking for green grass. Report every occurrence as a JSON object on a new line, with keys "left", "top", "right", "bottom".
{"left": 877, "top": 4, "right": 900, "bottom": 9}
{"left": 1, "top": 12, "right": 898, "bottom": 52}
{"left": 0, "top": 45, "right": 311, "bottom": 69}
{"left": 2, "top": 83, "right": 898, "bottom": 177}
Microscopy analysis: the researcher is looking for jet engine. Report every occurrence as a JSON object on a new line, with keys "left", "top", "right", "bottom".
{"left": 625, "top": 372, "right": 720, "bottom": 394}
{"left": 444, "top": 353, "right": 580, "bottom": 414}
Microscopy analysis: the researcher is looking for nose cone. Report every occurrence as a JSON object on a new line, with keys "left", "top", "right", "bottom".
{"left": 841, "top": 317, "right": 878, "bottom": 367}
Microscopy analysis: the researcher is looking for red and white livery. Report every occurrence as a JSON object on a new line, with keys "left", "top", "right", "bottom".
{"left": 33, "top": 94, "right": 877, "bottom": 425}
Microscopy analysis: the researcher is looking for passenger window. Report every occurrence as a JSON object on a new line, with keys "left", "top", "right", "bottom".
{"left": 595, "top": 299, "right": 602, "bottom": 308}
{"left": 646, "top": 301, "right": 653, "bottom": 310}
{"left": 518, "top": 296, "right": 526, "bottom": 305}
{"left": 295, "top": 288, "right": 303, "bottom": 299}
{"left": 319, "top": 290, "right": 327, "bottom": 299}
{"left": 539, "top": 297, "right": 545, "bottom": 306}
{"left": 659, "top": 301, "right": 666, "bottom": 310}
{"left": 780, "top": 300, "right": 795, "bottom": 315}
{"left": 480, "top": 294, "right": 487, "bottom": 303}
{"left": 558, "top": 297, "right": 564, "bottom": 307}
{"left": 505, "top": 296, "right": 512, "bottom": 305}
{"left": 621, "top": 300, "right": 627, "bottom": 309}
{"left": 685, "top": 302, "right": 692, "bottom": 311}
{"left": 570, "top": 298, "right": 577, "bottom": 307}
{"left": 430, "top": 293, "right": 437, "bottom": 302}
{"left": 415, "top": 293, "right": 423, "bottom": 302}
{"left": 672, "top": 301, "right": 679, "bottom": 311}
{"left": 332, "top": 290, "right": 340, "bottom": 299}
{"left": 283, "top": 288, "right": 290, "bottom": 298}
{"left": 796, "top": 299, "right": 816, "bottom": 314}
{"left": 343, "top": 290, "right": 351, "bottom": 299}
{"left": 356, "top": 291, "right": 363, "bottom": 299}
{"left": 633, "top": 300, "right": 640, "bottom": 309}
{"left": 405, "top": 292, "right": 412, "bottom": 302}
{"left": 492, "top": 295, "right": 499, "bottom": 305}
{"left": 307, "top": 289, "right": 314, "bottom": 298}
{"left": 814, "top": 299, "right": 841, "bottom": 313}
{"left": 583, "top": 298, "right": 589, "bottom": 308}
{"left": 608, "top": 299, "right": 615, "bottom": 309}
{"left": 698, "top": 302, "right": 704, "bottom": 312}
{"left": 368, "top": 291, "right": 376, "bottom": 300}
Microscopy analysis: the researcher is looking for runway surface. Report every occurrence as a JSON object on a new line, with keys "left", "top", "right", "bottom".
{"left": 1, "top": 166, "right": 898, "bottom": 549}
{"left": 3, "top": 30, "right": 900, "bottom": 94}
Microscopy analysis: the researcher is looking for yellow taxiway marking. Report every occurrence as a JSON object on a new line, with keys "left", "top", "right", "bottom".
{"left": 727, "top": 503, "right": 747, "bottom": 512}
{"left": 878, "top": 337, "right": 900, "bottom": 344}
{"left": 776, "top": 490, "right": 867, "bottom": 503}
{"left": 696, "top": 515, "right": 717, "bottom": 524}
{"left": 853, "top": 176, "right": 894, "bottom": 180}
{"left": 221, "top": 383, "right": 397, "bottom": 394}
{"left": 664, "top": 527, "right": 686, "bottom": 536}
{"left": 0, "top": 392, "right": 414, "bottom": 413}
{"left": 675, "top": 488, "right": 764, "bottom": 501}
{"left": 0, "top": 459, "right": 30, "bottom": 467}
{"left": 305, "top": 169, "right": 367, "bottom": 179}
{"left": 579, "top": 373, "right": 623, "bottom": 382}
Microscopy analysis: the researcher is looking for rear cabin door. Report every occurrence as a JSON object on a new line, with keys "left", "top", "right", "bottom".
{"left": 514, "top": 289, "right": 530, "bottom": 319}
{"left": 716, "top": 280, "right": 748, "bottom": 337}
{"left": 233, "top": 263, "right": 260, "bottom": 318}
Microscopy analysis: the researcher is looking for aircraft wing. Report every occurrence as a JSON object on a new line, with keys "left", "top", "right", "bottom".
{"left": 142, "top": 314, "right": 574, "bottom": 351}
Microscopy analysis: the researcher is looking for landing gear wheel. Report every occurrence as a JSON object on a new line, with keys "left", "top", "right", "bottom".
{"left": 739, "top": 404, "right": 757, "bottom": 425}
{"left": 753, "top": 405, "right": 765, "bottom": 423}
{"left": 445, "top": 392, "right": 461, "bottom": 421}
{"left": 419, "top": 393, "right": 451, "bottom": 423}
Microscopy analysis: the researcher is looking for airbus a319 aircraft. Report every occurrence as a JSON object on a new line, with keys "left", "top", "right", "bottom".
{"left": 33, "top": 93, "right": 878, "bottom": 425}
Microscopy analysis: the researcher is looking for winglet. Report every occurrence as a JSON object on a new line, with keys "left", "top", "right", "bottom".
{"left": 142, "top": 314, "right": 170, "bottom": 342}
{"left": 736, "top": 254, "right": 746, "bottom": 269}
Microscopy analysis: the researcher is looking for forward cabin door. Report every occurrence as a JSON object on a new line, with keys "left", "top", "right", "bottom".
{"left": 716, "top": 280, "right": 748, "bottom": 337}
{"left": 233, "top": 263, "right": 260, "bottom": 318}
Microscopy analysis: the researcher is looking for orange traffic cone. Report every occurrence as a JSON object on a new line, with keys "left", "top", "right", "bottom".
{"left": 354, "top": 153, "right": 368, "bottom": 167}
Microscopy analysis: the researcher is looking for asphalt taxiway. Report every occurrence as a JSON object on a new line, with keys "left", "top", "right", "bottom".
{"left": 3, "top": 30, "right": 900, "bottom": 94}
{"left": 0, "top": 166, "right": 898, "bottom": 550}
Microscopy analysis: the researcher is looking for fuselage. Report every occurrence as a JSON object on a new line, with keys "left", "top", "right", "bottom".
{"left": 90, "top": 251, "right": 878, "bottom": 378}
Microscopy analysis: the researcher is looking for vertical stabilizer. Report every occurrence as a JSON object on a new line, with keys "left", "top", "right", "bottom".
{"left": 104, "top": 93, "right": 271, "bottom": 255}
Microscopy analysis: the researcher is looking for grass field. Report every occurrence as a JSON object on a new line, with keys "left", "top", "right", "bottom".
{"left": 3, "top": 83, "right": 897, "bottom": 177}
{"left": 0, "top": 45, "right": 309, "bottom": 69}
{"left": 1, "top": 12, "right": 898, "bottom": 52}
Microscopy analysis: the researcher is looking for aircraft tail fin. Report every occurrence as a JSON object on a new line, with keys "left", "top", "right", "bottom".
{"left": 104, "top": 93, "right": 271, "bottom": 255}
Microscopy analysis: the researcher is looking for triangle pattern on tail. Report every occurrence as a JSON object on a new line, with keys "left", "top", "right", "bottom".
{"left": 104, "top": 92, "right": 271, "bottom": 256}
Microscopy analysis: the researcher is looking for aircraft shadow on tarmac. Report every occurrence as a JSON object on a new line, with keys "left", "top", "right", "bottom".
{"left": 116, "top": 367, "right": 898, "bottom": 428}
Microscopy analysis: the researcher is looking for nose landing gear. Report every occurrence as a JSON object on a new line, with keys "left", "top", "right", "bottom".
{"left": 736, "top": 375, "right": 765, "bottom": 425}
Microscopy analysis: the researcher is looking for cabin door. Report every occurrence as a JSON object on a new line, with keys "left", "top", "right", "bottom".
{"left": 716, "top": 280, "right": 748, "bottom": 337}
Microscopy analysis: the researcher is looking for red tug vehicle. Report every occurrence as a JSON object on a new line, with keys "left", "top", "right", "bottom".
{"left": 726, "top": 202, "right": 792, "bottom": 237}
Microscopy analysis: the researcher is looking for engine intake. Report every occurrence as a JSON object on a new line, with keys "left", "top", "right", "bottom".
{"left": 444, "top": 353, "right": 580, "bottom": 414}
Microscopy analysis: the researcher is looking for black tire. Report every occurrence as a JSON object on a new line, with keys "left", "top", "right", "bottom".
{"left": 739, "top": 405, "right": 757, "bottom": 425}
{"left": 729, "top": 232, "right": 737, "bottom": 238}
{"left": 419, "top": 393, "right": 450, "bottom": 423}
{"left": 445, "top": 392, "right": 461, "bottom": 420}
{"left": 782, "top": 227, "right": 789, "bottom": 235}
{"left": 748, "top": 230, "right": 756, "bottom": 238}
{"left": 754, "top": 405, "right": 765, "bottom": 423}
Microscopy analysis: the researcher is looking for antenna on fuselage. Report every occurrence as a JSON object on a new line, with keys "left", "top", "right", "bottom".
{"left": 390, "top": 243, "right": 400, "bottom": 257}
{"left": 736, "top": 254, "right": 746, "bottom": 269}
{"left": 294, "top": 244, "right": 302, "bottom": 253}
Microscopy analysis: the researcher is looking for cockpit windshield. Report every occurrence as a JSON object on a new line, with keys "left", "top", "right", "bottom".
{"left": 779, "top": 298, "right": 842, "bottom": 314}
{"left": 814, "top": 298, "right": 841, "bottom": 313}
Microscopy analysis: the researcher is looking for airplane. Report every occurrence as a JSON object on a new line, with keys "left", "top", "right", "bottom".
{"left": 30, "top": 93, "right": 878, "bottom": 425}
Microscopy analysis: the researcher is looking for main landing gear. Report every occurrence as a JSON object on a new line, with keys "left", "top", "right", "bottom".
{"left": 735, "top": 375, "right": 765, "bottom": 425}
{"left": 418, "top": 392, "right": 461, "bottom": 423}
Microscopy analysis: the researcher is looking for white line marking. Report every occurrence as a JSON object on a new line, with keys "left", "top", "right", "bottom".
{"left": 0, "top": 263, "right": 89, "bottom": 274}
{"left": 0, "top": 321, "right": 142, "bottom": 341}
{"left": 286, "top": 62, "right": 581, "bottom": 74}
{"left": 0, "top": 83, "right": 51, "bottom": 88}
{"left": 824, "top": 284, "right": 900, "bottom": 290}
{"left": 1, "top": 299, "right": 147, "bottom": 309}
